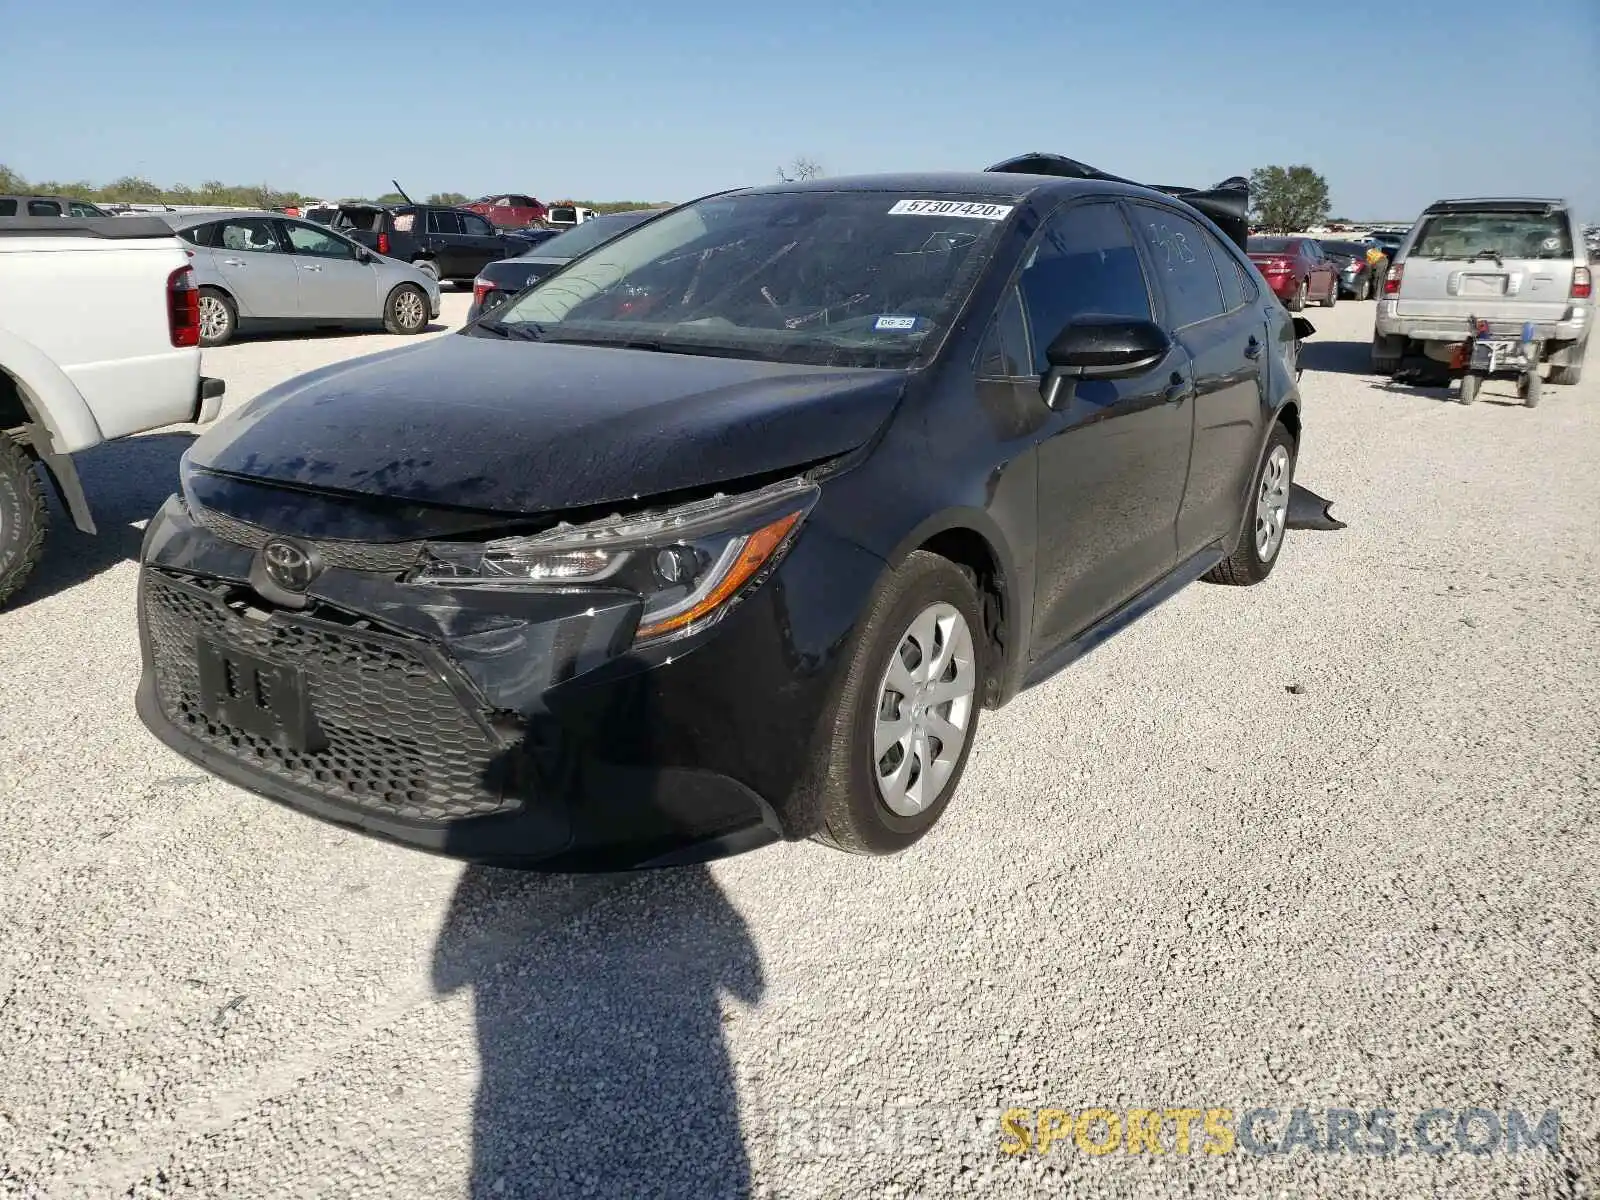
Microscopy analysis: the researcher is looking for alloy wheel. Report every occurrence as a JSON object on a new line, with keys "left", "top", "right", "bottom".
{"left": 873, "top": 602, "right": 977, "bottom": 817}
{"left": 394, "top": 290, "right": 426, "bottom": 331}
{"left": 198, "top": 296, "right": 229, "bottom": 343}
{"left": 1255, "top": 444, "right": 1291, "bottom": 562}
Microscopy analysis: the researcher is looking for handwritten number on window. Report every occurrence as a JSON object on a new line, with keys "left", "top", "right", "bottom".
{"left": 1148, "top": 222, "right": 1196, "bottom": 269}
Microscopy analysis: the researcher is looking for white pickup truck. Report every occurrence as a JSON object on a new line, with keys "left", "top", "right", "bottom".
{"left": 0, "top": 217, "right": 225, "bottom": 604}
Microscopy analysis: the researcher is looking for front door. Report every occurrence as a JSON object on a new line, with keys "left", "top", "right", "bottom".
{"left": 281, "top": 221, "right": 379, "bottom": 319}
{"left": 1025, "top": 201, "right": 1195, "bottom": 654}
{"left": 208, "top": 217, "right": 301, "bottom": 318}
{"left": 457, "top": 212, "right": 511, "bottom": 277}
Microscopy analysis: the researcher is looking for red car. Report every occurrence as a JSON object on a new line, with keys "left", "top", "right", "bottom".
{"left": 1247, "top": 236, "right": 1340, "bottom": 311}
{"left": 463, "top": 193, "right": 549, "bottom": 229}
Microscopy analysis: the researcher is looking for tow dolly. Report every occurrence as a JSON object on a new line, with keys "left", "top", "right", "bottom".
{"left": 1457, "top": 317, "right": 1542, "bottom": 407}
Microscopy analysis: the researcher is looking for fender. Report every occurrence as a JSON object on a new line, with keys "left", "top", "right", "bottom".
{"left": 0, "top": 332, "right": 104, "bottom": 534}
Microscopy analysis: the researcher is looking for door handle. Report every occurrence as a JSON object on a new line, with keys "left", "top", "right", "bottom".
{"left": 301, "top": 264, "right": 322, "bottom": 272}
{"left": 221, "top": 258, "right": 245, "bottom": 266}
{"left": 1164, "top": 372, "right": 1193, "bottom": 404}
{"left": 1245, "top": 336, "right": 1262, "bottom": 360}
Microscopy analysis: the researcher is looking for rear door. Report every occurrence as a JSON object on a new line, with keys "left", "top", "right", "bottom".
{"left": 1129, "top": 201, "right": 1268, "bottom": 560}
{"left": 209, "top": 216, "right": 301, "bottom": 318}
{"left": 280, "top": 220, "right": 379, "bottom": 319}
{"left": 1396, "top": 205, "right": 1578, "bottom": 326}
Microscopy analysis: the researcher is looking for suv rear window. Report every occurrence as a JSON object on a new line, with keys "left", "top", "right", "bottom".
{"left": 0, "top": 200, "right": 15, "bottom": 216}
{"left": 1409, "top": 210, "right": 1571, "bottom": 260}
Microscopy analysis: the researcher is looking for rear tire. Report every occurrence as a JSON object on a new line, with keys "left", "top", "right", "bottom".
{"left": 197, "top": 288, "right": 237, "bottom": 348}
{"left": 1549, "top": 362, "right": 1583, "bottom": 386}
{"left": 1203, "top": 423, "right": 1296, "bottom": 588}
{"left": 1459, "top": 373, "right": 1480, "bottom": 405}
{"left": 410, "top": 259, "right": 440, "bottom": 282}
{"left": 1371, "top": 334, "right": 1403, "bottom": 375}
{"left": 384, "top": 284, "right": 430, "bottom": 335}
{"left": 0, "top": 436, "right": 47, "bottom": 608}
{"left": 810, "top": 551, "right": 986, "bottom": 857}
{"left": 1287, "top": 280, "right": 1307, "bottom": 312}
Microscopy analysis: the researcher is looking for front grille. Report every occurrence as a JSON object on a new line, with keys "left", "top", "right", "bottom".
{"left": 143, "top": 571, "right": 515, "bottom": 823}
{"left": 190, "top": 505, "right": 423, "bottom": 573}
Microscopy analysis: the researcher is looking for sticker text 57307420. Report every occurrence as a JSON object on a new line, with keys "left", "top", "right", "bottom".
{"left": 888, "top": 200, "right": 1014, "bottom": 221}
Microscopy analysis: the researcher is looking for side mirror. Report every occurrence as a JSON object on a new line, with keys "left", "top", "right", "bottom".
{"left": 355, "top": 247, "right": 374, "bottom": 264}
{"left": 1292, "top": 317, "right": 1316, "bottom": 341}
{"left": 1041, "top": 317, "right": 1170, "bottom": 410}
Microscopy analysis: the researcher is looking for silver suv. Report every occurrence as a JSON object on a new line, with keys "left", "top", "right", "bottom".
{"left": 1372, "top": 197, "right": 1591, "bottom": 385}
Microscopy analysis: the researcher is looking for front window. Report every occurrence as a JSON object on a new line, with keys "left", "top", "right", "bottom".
{"left": 27, "top": 200, "right": 62, "bottom": 216}
{"left": 286, "top": 223, "right": 356, "bottom": 259}
{"left": 485, "top": 190, "right": 1012, "bottom": 368}
{"left": 1408, "top": 210, "right": 1572, "bottom": 260}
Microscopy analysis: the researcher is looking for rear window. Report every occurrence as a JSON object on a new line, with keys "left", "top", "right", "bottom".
{"left": 1248, "top": 237, "right": 1294, "bottom": 253}
{"left": 0, "top": 200, "right": 15, "bottom": 216}
{"left": 335, "top": 208, "right": 385, "bottom": 233}
{"left": 27, "top": 200, "right": 62, "bottom": 217}
{"left": 1409, "top": 210, "right": 1572, "bottom": 260}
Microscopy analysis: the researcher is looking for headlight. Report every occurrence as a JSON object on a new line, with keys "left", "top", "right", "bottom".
{"left": 410, "top": 476, "right": 819, "bottom": 644}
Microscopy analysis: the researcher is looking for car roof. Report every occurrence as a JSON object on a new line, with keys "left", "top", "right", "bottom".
{"left": 165, "top": 210, "right": 289, "bottom": 227}
{"left": 1423, "top": 197, "right": 1567, "bottom": 213}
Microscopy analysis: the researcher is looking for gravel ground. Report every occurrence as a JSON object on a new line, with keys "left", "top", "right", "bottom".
{"left": 0, "top": 293, "right": 1595, "bottom": 1199}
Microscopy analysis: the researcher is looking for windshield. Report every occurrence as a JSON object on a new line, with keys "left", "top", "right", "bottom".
{"left": 1408, "top": 211, "right": 1572, "bottom": 260}
{"left": 525, "top": 212, "right": 656, "bottom": 259}
{"left": 485, "top": 190, "right": 1010, "bottom": 368}
{"left": 1248, "top": 237, "right": 1294, "bottom": 253}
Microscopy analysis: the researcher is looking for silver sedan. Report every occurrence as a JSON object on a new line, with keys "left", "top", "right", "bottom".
{"left": 164, "top": 211, "right": 441, "bottom": 347}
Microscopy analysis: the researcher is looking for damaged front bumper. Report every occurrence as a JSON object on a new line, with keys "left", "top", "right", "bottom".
{"left": 133, "top": 494, "right": 883, "bottom": 870}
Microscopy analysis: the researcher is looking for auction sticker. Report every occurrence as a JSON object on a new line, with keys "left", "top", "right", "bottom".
{"left": 888, "top": 199, "right": 1014, "bottom": 220}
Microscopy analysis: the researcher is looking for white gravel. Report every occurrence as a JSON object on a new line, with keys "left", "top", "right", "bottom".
{"left": 0, "top": 294, "right": 1595, "bottom": 1199}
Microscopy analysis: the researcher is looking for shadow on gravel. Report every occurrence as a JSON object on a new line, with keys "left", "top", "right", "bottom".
{"left": 433, "top": 864, "right": 765, "bottom": 1198}
{"left": 225, "top": 322, "right": 448, "bottom": 344}
{"left": 12, "top": 430, "right": 195, "bottom": 611}
{"left": 1297, "top": 339, "right": 1373, "bottom": 375}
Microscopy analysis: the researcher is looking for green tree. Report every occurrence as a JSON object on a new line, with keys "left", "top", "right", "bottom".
{"left": 0, "top": 163, "right": 26, "bottom": 193}
{"left": 1249, "top": 165, "right": 1331, "bottom": 234}
{"left": 427, "top": 192, "right": 469, "bottom": 206}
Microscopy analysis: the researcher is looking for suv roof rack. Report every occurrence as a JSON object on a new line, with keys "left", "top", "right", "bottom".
{"left": 986, "top": 153, "right": 1250, "bottom": 252}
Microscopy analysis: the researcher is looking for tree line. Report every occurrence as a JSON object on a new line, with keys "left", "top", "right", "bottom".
{"left": 0, "top": 165, "right": 663, "bottom": 215}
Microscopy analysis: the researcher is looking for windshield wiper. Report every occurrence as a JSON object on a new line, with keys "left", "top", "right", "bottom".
{"left": 475, "top": 320, "right": 546, "bottom": 341}
{"left": 1467, "top": 248, "right": 1504, "bottom": 267}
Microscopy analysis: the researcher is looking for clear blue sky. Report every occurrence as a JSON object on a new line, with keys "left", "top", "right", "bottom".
{"left": 3, "top": 0, "right": 1596, "bottom": 221}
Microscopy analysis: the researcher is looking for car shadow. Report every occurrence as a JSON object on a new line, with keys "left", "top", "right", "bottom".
{"left": 431, "top": 862, "right": 765, "bottom": 1198}
{"left": 226, "top": 322, "right": 448, "bottom": 344}
{"left": 10, "top": 430, "right": 195, "bottom": 611}
{"left": 1297, "top": 339, "right": 1373, "bottom": 375}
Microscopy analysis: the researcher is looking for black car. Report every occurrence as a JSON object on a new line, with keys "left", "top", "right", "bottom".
{"left": 500, "top": 226, "right": 564, "bottom": 251}
{"left": 136, "top": 157, "right": 1331, "bottom": 871}
{"left": 328, "top": 203, "right": 519, "bottom": 288}
{"left": 467, "top": 209, "right": 663, "bottom": 321}
{"left": 1319, "top": 239, "right": 1387, "bottom": 299}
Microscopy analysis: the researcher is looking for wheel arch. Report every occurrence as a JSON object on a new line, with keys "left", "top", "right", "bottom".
{"left": 0, "top": 360, "right": 97, "bottom": 533}
{"left": 880, "top": 509, "right": 1022, "bottom": 710}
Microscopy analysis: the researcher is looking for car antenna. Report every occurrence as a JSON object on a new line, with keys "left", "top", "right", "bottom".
{"left": 391, "top": 179, "right": 415, "bottom": 205}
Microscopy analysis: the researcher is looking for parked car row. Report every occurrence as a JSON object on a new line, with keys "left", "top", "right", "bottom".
{"left": 167, "top": 211, "right": 441, "bottom": 347}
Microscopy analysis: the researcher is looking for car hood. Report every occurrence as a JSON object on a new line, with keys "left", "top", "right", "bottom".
{"left": 188, "top": 332, "right": 906, "bottom": 516}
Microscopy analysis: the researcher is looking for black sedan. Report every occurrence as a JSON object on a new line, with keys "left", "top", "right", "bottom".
{"left": 136, "top": 162, "right": 1336, "bottom": 871}
{"left": 467, "top": 209, "right": 662, "bottom": 321}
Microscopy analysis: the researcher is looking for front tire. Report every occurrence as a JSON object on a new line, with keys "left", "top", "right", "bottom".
{"left": 384, "top": 284, "right": 430, "bottom": 335}
{"left": 1203, "top": 423, "right": 1296, "bottom": 587}
{"left": 1321, "top": 277, "right": 1338, "bottom": 307}
{"left": 1459, "top": 373, "right": 1480, "bottom": 405}
{"left": 810, "top": 551, "right": 985, "bottom": 856}
{"left": 0, "top": 437, "right": 47, "bottom": 608}
{"left": 197, "top": 288, "right": 237, "bottom": 348}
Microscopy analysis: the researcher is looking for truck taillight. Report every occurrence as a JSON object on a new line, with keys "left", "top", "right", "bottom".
{"left": 1572, "top": 266, "right": 1592, "bottom": 300}
{"left": 167, "top": 265, "right": 199, "bottom": 347}
{"left": 377, "top": 232, "right": 390, "bottom": 255}
{"left": 1383, "top": 262, "right": 1403, "bottom": 296}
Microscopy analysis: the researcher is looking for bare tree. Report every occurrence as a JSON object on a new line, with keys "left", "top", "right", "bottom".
{"left": 777, "top": 157, "right": 824, "bottom": 183}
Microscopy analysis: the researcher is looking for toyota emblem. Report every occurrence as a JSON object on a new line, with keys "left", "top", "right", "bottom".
{"left": 262, "top": 539, "right": 316, "bottom": 592}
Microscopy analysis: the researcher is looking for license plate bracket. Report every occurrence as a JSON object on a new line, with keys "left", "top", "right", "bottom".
{"left": 196, "top": 638, "right": 325, "bottom": 753}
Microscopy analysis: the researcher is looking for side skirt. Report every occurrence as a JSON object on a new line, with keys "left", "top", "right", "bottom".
{"left": 1020, "top": 541, "right": 1226, "bottom": 691}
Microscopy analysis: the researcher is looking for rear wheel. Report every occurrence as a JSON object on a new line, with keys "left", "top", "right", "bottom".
{"left": 1371, "top": 334, "right": 1403, "bottom": 375}
{"left": 810, "top": 551, "right": 985, "bottom": 856}
{"left": 0, "top": 436, "right": 47, "bottom": 608}
{"left": 197, "top": 288, "right": 237, "bottom": 348}
{"left": 1549, "top": 358, "right": 1584, "bottom": 385}
{"left": 1287, "top": 280, "right": 1308, "bottom": 312}
{"left": 384, "top": 284, "right": 429, "bottom": 335}
{"left": 410, "top": 258, "right": 440, "bottom": 282}
{"left": 1203, "top": 423, "right": 1296, "bottom": 587}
